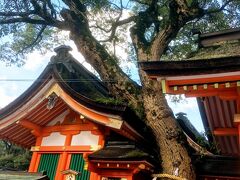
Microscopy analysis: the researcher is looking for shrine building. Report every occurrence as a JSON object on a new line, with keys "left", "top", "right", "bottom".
{"left": 140, "top": 28, "right": 240, "bottom": 179}
{"left": 0, "top": 45, "right": 156, "bottom": 180}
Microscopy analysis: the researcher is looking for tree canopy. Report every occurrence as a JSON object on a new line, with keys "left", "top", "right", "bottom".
{"left": 0, "top": 0, "right": 240, "bottom": 179}
{"left": 0, "top": 0, "right": 239, "bottom": 65}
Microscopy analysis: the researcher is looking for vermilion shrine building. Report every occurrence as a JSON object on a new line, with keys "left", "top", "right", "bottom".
{"left": 140, "top": 28, "right": 240, "bottom": 180}
{"left": 0, "top": 46, "right": 155, "bottom": 180}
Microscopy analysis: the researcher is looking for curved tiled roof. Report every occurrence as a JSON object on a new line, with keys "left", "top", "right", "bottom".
{"left": 0, "top": 46, "right": 128, "bottom": 120}
{"left": 0, "top": 46, "right": 149, "bottom": 147}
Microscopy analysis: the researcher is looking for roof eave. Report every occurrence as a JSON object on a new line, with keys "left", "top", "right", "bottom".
{"left": 0, "top": 64, "right": 54, "bottom": 119}
{"left": 139, "top": 56, "right": 240, "bottom": 77}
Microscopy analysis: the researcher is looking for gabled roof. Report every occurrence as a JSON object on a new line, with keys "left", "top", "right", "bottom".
{"left": 0, "top": 45, "right": 147, "bottom": 147}
{"left": 0, "top": 46, "right": 125, "bottom": 119}
{"left": 188, "top": 42, "right": 240, "bottom": 60}
{"left": 89, "top": 140, "right": 151, "bottom": 161}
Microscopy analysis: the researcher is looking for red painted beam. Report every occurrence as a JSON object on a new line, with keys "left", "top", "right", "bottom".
{"left": 213, "top": 128, "right": 238, "bottom": 136}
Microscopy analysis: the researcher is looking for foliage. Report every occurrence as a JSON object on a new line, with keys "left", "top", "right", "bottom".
{"left": 167, "top": 94, "right": 187, "bottom": 104}
{"left": 0, "top": 26, "right": 67, "bottom": 66}
{"left": 0, "top": 1, "right": 239, "bottom": 65}
{"left": 195, "top": 131, "right": 220, "bottom": 154}
{"left": 0, "top": 141, "right": 31, "bottom": 171}
{"left": 95, "top": 97, "right": 124, "bottom": 105}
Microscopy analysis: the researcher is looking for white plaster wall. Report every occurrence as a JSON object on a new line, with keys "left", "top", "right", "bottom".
{"left": 41, "top": 132, "right": 66, "bottom": 146}
{"left": 71, "top": 131, "right": 99, "bottom": 146}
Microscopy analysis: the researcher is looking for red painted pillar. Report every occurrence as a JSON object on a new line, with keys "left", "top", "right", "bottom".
{"left": 55, "top": 152, "right": 68, "bottom": 180}
{"left": 28, "top": 152, "right": 38, "bottom": 172}
{"left": 90, "top": 172, "right": 100, "bottom": 180}
{"left": 55, "top": 134, "right": 72, "bottom": 180}
{"left": 28, "top": 137, "right": 42, "bottom": 172}
{"left": 127, "top": 176, "right": 133, "bottom": 180}
{"left": 33, "top": 153, "right": 41, "bottom": 172}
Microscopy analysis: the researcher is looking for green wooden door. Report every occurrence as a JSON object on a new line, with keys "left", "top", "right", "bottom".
{"left": 69, "top": 154, "right": 90, "bottom": 180}
{"left": 38, "top": 153, "right": 60, "bottom": 180}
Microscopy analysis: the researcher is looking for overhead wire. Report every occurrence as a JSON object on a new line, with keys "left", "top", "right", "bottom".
{"left": 0, "top": 78, "right": 117, "bottom": 82}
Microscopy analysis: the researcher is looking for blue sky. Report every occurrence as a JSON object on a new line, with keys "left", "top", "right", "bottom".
{"left": 0, "top": 41, "right": 205, "bottom": 133}
{"left": 0, "top": 53, "right": 51, "bottom": 107}
{"left": 167, "top": 96, "right": 205, "bottom": 133}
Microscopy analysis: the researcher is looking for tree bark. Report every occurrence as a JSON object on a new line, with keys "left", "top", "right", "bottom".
{"left": 63, "top": 11, "right": 196, "bottom": 180}
{"left": 140, "top": 70, "right": 195, "bottom": 179}
{"left": 60, "top": 9, "right": 143, "bottom": 117}
{"left": 70, "top": 29, "right": 196, "bottom": 179}
{"left": 128, "top": 12, "right": 196, "bottom": 179}
{"left": 60, "top": 1, "right": 199, "bottom": 179}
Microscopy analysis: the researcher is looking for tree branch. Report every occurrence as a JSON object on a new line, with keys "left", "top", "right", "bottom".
{"left": 109, "top": 0, "right": 122, "bottom": 10}
{"left": 91, "top": 15, "right": 136, "bottom": 33}
{"left": 131, "top": 0, "right": 205, "bottom": 61}
{"left": 30, "top": 0, "right": 42, "bottom": 12}
{"left": 30, "top": 0, "right": 57, "bottom": 24}
{"left": 0, "top": 11, "right": 35, "bottom": 17}
{"left": 205, "top": 0, "right": 234, "bottom": 15}
{"left": 130, "top": 0, "right": 162, "bottom": 60}
{"left": 0, "top": 0, "right": 65, "bottom": 29}
{"left": 99, "top": 16, "right": 137, "bottom": 42}
{"left": 59, "top": 6, "right": 142, "bottom": 114}
{"left": 0, "top": 18, "right": 50, "bottom": 25}
{"left": 18, "top": 25, "right": 47, "bottom": 54}
{"left": 100, "top": 1, "right": 124, "bottom": 42}
{"left": 45, "top": 0, "right": 57, "bottom": 18}
{"left": 0, "top": 16, "right": 66, "bottom": 31}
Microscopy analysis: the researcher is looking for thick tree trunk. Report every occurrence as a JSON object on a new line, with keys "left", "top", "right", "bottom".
{"left": 69, "top": 28, "right": 196, "bottom": 180}
{"left": 130, "top": 21, "right": 196, "bottom": 178}
{"left": 61, "top": 5, "right": 196, "bottom": 179}
{"left": 140, "top": 70, "right": 195, "bottom": 179}
{"left": 60, "top": 9, "right": 143, "bottom": 116}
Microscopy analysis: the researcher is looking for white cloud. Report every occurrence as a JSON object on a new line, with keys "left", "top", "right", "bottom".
{"left": 166, "top": 95, "right": 198, "bottom": 113}
{"left": 68, "top": 41, "right": 85, "bottom": 62}
{"left": 23, "top": 39, "right": 87, "bottom": 72}
{"left": 0, "top": 87, "right": 16, "bottom": 109}
{"left": 24, "top": 51, "right": 53, "bottom": 71}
